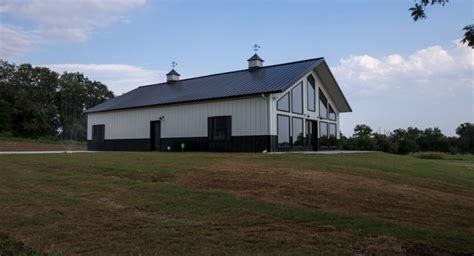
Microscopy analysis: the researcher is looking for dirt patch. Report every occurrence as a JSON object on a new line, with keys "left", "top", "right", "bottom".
{"left": 0, "top": 141, "right": 85, "bottom": 151}
{"left": 354, "top": 236, "right": 470, "bottom": 256}
{"left": 172, "top": 159, "right": 474, "bottom": 234}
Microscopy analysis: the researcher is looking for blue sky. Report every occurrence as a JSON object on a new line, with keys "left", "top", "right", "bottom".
{"left": 1, "top": 0, "right": 472, "bottom": 136}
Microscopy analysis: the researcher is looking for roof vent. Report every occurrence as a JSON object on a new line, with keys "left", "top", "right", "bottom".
{"left": 166, "top": 69, "right": 180, "bottom": 83}
{"left": 166, "top": 62, "right": 180, "bottom": 83}
{"left": 248, "top": 53, "right": 264, "bottom": 71}
{"left": 248, "top": 44, "right": 263, "bottom": 71}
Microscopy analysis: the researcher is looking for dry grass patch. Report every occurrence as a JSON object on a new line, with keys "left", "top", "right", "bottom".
{"left": 173, "top": 158, "right": 474, "bottom": 234}
{"left": 0, "top": 141, "right": 85, "bottom": 151}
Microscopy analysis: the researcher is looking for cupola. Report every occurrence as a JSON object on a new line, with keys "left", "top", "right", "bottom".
{"left": 167, "top": 62, "right": 180, "bottom": 83}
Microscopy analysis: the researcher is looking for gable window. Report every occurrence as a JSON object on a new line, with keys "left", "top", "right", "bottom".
{"left": 329, "top": 104, "right": 336, "bottom": 121}
{"left": 307, "top": 75, "right": 315, "bottom": 112}
{"left": 277, "top": 115, "right": 290, "bottom": 147}
{"left": 208, "top": 116, "right": 231, "bottom": 142}
{"left": 319, "top": 89, "right": 328, "bottom": 119}
{"left": 277, "top": 93, "right": 290, "bottom": 112}
{"left": 291, "top": 82, "right": 303, "bottom": 114}
{"left": 92, "top": 125, "right": 105, "bottom": 143}
{"left": 292, "top": 117, "right": 304, "bottom": 147}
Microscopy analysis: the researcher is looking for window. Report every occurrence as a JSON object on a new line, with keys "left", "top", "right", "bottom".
{"left": 277, "top": 115, "right": 290, "bottom": 147}
{"left": 306, "top": 120, "right": 314, "bottom": 148}
{"left": 277, "top": 93, "right": 290, "bottom": 112}
{"left": 319, "top": 89, "right": 328, "bottom": 119}
{"left": 307, "top": 75, "right": 315, "bottom": 112}
{"left": 291, "top": 82, "right": 303, "bottom": 114}
{"left": 208, "top": 116, "right": 231, "bottom": 142}
{"left": 329, "top": 123, "right": 337, "bottom": 148}
{"left": 292, "top": 117, "right": 304, "bottom": 147}
{"left": 92, "top": 125, "right": 105, "bottom": 143}
{"left": 319, "top": 122, "right": 328, "bottom": 148}
{"left": 329, "top": 104, "right": 336, "bottom": 121}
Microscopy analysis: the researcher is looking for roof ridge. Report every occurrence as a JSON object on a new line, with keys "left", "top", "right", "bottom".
{"left": 138, "top": 57, "right": 325, "bottom": 89}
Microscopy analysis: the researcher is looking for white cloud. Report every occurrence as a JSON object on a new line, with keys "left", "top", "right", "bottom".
{"left": 332, "top": 41, "right": 473, "bottom": 97}
{"left": 0, "top": 24, "right": 39, "bottom": 59}
{"left": 332, "top": 41, "right": 474, "bottom": 136}
{"left": 44, "top": 64, "right": 165, "bottom": 94}
{"left": 0, "top": 0, "right": 146, "bottom": 57}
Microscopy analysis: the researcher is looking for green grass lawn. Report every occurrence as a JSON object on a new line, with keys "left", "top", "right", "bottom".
{"left": 0, "top": 152, "right": 473, "bottom": 255}
{"left": 0, "top": 134, "right": 86, "bottom": 151}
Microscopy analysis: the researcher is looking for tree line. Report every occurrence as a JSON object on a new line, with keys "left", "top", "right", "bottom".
{"left": 0, "top": 60, "right": 114, "bottom": 141}
{"left": 341, "top": 123, "right": 474, "bottom": 154}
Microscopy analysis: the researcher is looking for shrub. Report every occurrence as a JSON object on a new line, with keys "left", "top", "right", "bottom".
{"left": 413, "top": 152, "right": 447, "bottom": 160}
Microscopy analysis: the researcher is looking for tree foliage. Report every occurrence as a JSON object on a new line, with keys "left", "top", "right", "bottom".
{"left": 409, "top": 0, "right": 473, "bottom": 48}
{"left": 342, "top": 123, "right": 473, "bottom": 154}
{"left": 0, "top": 60, "right": 114, "bottom": 141}
{"left": 456, "top": 123, "right": 474, "bottom": 153}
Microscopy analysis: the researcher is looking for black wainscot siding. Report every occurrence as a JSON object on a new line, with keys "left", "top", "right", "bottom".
{"left": 88, "top": 139, "right": 150, "bottom": 151}
{"left": 89, "top": 135, "right": 277, "bottom": 152}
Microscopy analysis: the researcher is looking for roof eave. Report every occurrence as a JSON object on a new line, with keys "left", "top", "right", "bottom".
{"left": 316, "top": 61, "right": 352, "bottom": 113}
{"left": 85, "top": 91, "right": 280, "bottom": 114}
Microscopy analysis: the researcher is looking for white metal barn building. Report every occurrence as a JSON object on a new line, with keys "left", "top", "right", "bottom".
{"left": 86, "top": 55, "right": 352, "bottom": 152}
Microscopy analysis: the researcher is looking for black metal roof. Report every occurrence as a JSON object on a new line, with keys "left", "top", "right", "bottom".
{"left": 166, "top": 69, "right": 180, "bottom": 76}
{"left": 86, "top": 57, "right": 351, "bottom": 113}
{"left": 247, "top": 53, "right": 264, "bottom": 62}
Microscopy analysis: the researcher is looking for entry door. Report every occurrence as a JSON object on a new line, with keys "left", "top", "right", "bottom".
{"left": 150, "top": 121, "right": 161, "bottom": 151}
{"left": 312, "top": 120, "right": 318, "bottom": 151}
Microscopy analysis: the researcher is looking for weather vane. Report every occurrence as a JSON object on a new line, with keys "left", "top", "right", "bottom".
{"left": 253, "top": 44, "right": 261, "bottom": 53}
{"left": 171, "top": 61, "right": 178, "bottom": 69}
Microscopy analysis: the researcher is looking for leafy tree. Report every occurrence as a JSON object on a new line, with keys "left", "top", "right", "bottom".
{"left": 456, "top": 123, "right": 474, "bottom": 153}
{"left": 352, "top": 124, "right": 376, "bottom": 150}
{"left": 0, "top": 61, "right": 16, "bottom": 132}
{"left": 392, "top": 127, "right": 421, "bottom": 154}
{"left": 446, "top": 136, "right": 460, "bottom": 154}
{"left": 353, "top": 124, "right": 373, "bottom": 137}
{"left": 6, "top": 64, "right": 59, "bottom": 137}
{"left": 373, "top": 133, "right": 398, "bottom": 154}
{"left": 58, "top": 72, "right": 114, "bottom": 141}
{"left": 409, "top": 0, "right": 473, "bottom": 48}
{"left": 0, "top": 59, "right": 114, "bottom": 141}
{"left": 461, "top": 25, "right": 474, "bottom": 48}
{"left": 418, "top": 127, "right": 447, "bottom": 152}
{"left": 340, "top": 134, "right": 354, "bottom": 150}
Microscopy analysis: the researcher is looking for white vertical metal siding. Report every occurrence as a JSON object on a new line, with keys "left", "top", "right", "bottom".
{"left": 87, "top": 96, "right": 269, "bottom": 140}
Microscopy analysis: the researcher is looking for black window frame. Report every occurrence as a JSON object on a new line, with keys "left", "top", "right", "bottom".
{"left": 292, "top": 117, "right": 304, "bottom": 147}
{"left": 307, "top": 75, "right": 316, "bottom": 112}
{"left": 319, "top": 89, "right": 328, "bottom": 119}
{"left": 291, "top": 82, "right": 303, "bottom": 114}
{"left": 328, "top": 104, "right": 336, "bottom": 121}
{"left": 92, "top": 124, "right": 105, "bottom": 143}
{"left": 208, "top": 116, "right": 232, "bottom": 142}
{"left": 277, "top": 93, "right": 290, "bottom": 112}
{"left": 277, "top": 114, "right": 291, "bottom": 147}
